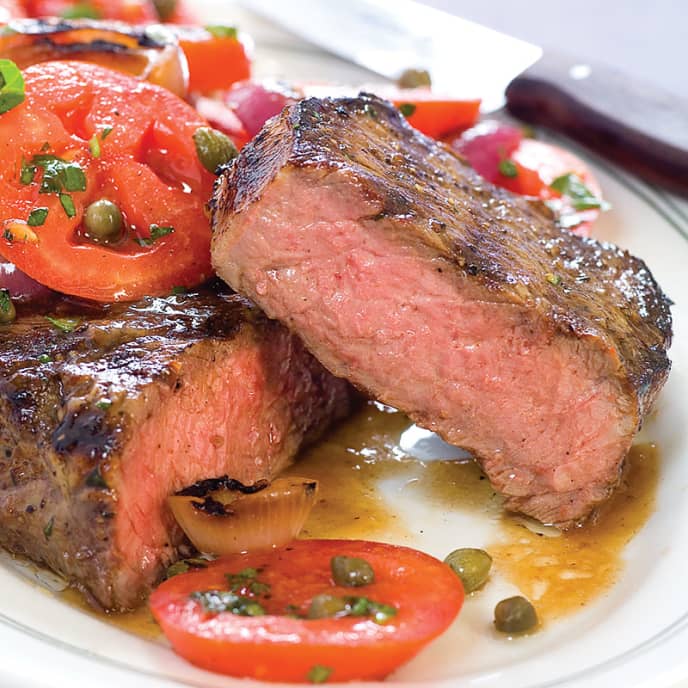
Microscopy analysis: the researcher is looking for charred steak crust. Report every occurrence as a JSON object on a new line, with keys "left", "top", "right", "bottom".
{"left": 211, "top": 94, "right": 672, "bottom": 527}
{"left": 0, "top": 289, "right": 352, "bottom": 609}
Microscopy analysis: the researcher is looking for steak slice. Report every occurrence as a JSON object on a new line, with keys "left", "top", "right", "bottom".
{"left": 0, "top": 288, "right": 352, "bottom": 610}
{"left": 211, "top": 94, "right": 672, "bottom": 528}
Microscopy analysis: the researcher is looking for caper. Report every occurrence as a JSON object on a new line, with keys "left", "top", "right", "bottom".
{"left": 84, "top": 199, "right": 123, "bottom": 243}
{"left": 444, "top": 548, "right": 492, "bottom": 593}
{"left": 152, "top": 0, "right": 177, "bottom": 21}
{"left": 193, "top": 126, "right": 238, "bottom": 174}
{"left": 494, "top": 596, "right": 538, "bottom": 634}
{"left": 331, "top": 555, "right": 375, "bottom": 587}
{"left": 0, "top": 288, "right": 15, "bottom": 324}
{"left": 307, "top": 594, "right": 347, "bottom": 619}
{"left": 397, "top": 67, "right": 432, "bottom": 89}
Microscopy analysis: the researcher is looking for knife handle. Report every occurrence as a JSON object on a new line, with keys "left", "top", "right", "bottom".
{"left": 505, "top": 53, "right": 688, "bottom": 197}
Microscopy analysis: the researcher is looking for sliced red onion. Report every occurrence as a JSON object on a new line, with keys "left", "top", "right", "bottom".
{"left": 225, "top": 81, "right": 291, "bottom": 137}
{"left": 0, "top": 261, "right": 54, "bottom": 302}
{"left": 451, "top": 121, "right": 523, "bottom": 183}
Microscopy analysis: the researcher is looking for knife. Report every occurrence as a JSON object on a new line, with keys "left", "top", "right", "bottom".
{"left": 243, "top": 0, "right": 688, "bottom": 197}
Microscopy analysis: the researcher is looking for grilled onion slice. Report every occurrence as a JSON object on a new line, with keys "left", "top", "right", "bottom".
{"left": 168, "top": 477, "right": 318, "bottom": 555}
{"left": 0, "top": 19, "right": 188, "bottom": 96}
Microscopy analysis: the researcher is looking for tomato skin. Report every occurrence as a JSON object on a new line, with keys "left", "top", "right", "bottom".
{"left": 150, "top": 539, "right": 464, "bottom": 683}
{"left": 0, "top": 61, "right": 215, "bottom": 301}
{"left": 393, "top": 89, "right": 481, "bottom": 138}
{"left": 174, "top": 27, "right": 251, "bottom": 94}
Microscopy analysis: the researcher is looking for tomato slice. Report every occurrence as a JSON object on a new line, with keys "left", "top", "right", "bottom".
{"left": 150, "top": 539, "right": 464, "bottom": 683}
{"left": 392, "top": 89, "right": 481, "bottom": 138}
{"left": 0, "top": 61, "right": 215, "bottom": 301}
{"left": 174, "top": 26, "right": 251, "bottom": 94}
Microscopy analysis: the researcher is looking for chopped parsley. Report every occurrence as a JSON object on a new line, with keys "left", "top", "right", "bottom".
{"left": 398, "top": 102, "right": 416, "bottom": 118}
{"left": 101, "top": 126, "right": 114, "bottom": 140}
{"left": 550, "top": 173, "right": 610, "bottom": 211}
{"left": 43, "top": 516, "right": 55, "bottom": 540}
{"left": 59, "top": 3, "right": 102, "bottom": 18}
{"left": 0, "top": 59, "right": 25, "bottom": 115}
{"left": 545, "top": 272, "right": 562, "bottom": 286}
{"left": 307, "top": 665, "right": 333, "bottom": 684}
{"left": 136, "top": 224, "right": 175, "bottom": 247}
{"left": 59, "top": 193, "right": 76, "bottom": 218}
{"left": 171, "top": 286, "right": 187, "bottom": 295}
{"left": 45, "top": 316, "right": 81, "bottom": 333}
{"left": 498, "top": 158, "right": 518, "bottom": 178}
{"left": 165, "top": 558, "right": 208, "bottom": 580}
{"left": 27, "top": 207, "right": 49, "bottom": 227}
{"left": 0, "top": 289, "right": 12, "bottom": 315}
{"left": 85, "top": 466, "right": 108, "bottom": 489}
{"left": 95, "top": 400, "right": 112, "bottom": 410}
{"left": 29, "top": 154, "right": 87, "bottom": 195}
{"left": 190, "top": 590, "right": 265, "bottom": 616}
{"left": 37, "top": 353, "right": 53, "bottom": 364}
{"left": 89, "top": 134, "right": 101, "bottom": 158}
{"left": 205, "top": 25, "right": 238, "bottom": 39}
{"left": 20, "top": 158, "right": 36, "bottom": 185}
{"left": 226, "top": 567, "right": 271, "bottom": 595}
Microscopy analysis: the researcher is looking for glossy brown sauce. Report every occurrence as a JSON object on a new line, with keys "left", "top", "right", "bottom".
{"left": 61, "top": 404, "right": 659, "bottom": 635}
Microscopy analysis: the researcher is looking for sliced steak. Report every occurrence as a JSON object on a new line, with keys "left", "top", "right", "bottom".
{"left": 211, "top": 94, "right": 672, "bottom": 528}
{"left": 0, "top": 288, "right": 352, "bottom": 609}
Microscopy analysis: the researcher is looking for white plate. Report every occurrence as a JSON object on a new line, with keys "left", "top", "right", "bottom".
{"left": 2, "top": 3, "right": 688, "bottom": 687}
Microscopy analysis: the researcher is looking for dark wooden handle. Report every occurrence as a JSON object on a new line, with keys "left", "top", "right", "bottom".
{"left": 505, "top": 53, "right": 688, "bottom": 197}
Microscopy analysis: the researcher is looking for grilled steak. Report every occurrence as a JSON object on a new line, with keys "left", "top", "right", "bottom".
{"left": 211, "top": 94, "right": 672, "bottom": 528}
{"left": 0, "top": 288, "right": 352, "bottom": 609}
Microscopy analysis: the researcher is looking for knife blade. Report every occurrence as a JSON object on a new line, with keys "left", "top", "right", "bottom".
{"left": 244, "top": 0, "right": 688, "bottom": 197}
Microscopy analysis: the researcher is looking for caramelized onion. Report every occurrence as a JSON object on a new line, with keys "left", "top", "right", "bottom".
{"left": 0, "top": 19, "right": 188, "bottom": 96}
{"left": 168, "top": 477, "right": 318, "bottom": 555}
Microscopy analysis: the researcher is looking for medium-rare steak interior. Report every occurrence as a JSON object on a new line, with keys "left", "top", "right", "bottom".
{"left": 0, "top": 288, "right": 352, "bottom": 610}
{"left": 211, "top": 94, "right": 672, "bottom": 528}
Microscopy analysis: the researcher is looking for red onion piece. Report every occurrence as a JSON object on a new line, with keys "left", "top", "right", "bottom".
{"left": 0, "top": 261, "right": 54, "bottom": 302}
{"left": 451, "top": 121, "right": 523, "bottom": 183}
{"left": 225, "top": 81, "right": 291, "bottom": 137}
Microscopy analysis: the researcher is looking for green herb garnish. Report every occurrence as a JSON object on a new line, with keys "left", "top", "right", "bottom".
{"left": 59, "top": 193, "right": 76, "bottom": 218}
{"left": 85, "top": 466, "right": 108, "bottom": 489}
{"left": 205, "top": 25, "right": 238, "bottom": 39}
{"left": 43, "top": 516, "right": 55, "bottom": 540}
{"left": 307, "top": 665, "right": 333, "bottom": 684}
{"left": 0, "top": 289, "right": 11, "bottom": 315}
{"left": 398, "top": 102, "right": 416, "bottom": 118}
{"left": 20, "top": 158, "right": 36, "bottom": 185}
{"left": 0, "top": 59, "right": 25, "bottom": 115}
{"left": 165, "top": 558, "right": 208, "bottom": 580}
{"left": 27, "top": 207, "right": 49, "bottom": 227}
{"left": 545, "top": 273, "right": 561, "bottom": 286}
{"left": 171, "top": 286, "right": 187, "bottom": 295}
{"left": 101, "top": 126, "right": 113, "bottom": 140}
{"left": 60, "top": 3, "right": 102, "bottom": 19}
{"left": 37, "top": 353, "right": 53, "bottom": 364}
{"left": 226, "top": 568, "right": 271, "bottom": 595}
{"left": 45, "top": 316, "right": 81, "bottom": 333}
{"left": 89, "top": 134, "right": 101, "bottom": 158}
{"left": 30, "top": 155, "right": 87, "bottom": 195}
{"left": 498, "top": 158, "right": 518, "bottom": 178}
{"left": 550, "top": 173, "right": 610, "bottom": 211}
{"left": 136, "top": 224, "right": 174, "bottom": 246}
{"left": 190, "top": 590, "right": 265, "bottom": 616}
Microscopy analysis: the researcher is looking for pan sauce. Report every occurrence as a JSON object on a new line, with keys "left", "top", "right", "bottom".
{"left": 65, "top": 402, "right": 658, "bottom": 636}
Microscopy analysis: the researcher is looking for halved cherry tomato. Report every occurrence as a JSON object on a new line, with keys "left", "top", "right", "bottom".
{"left": 173, "top": 25, "right": 251, "bottom": 94}
{"left": 454, "top": 122, "right": 605, "bottom": 236}
{"left": 0, "top": 61, "right": 215, "bottom": 301}
{"left": 150, "top": 539, "right": 464, "bottom": 683}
